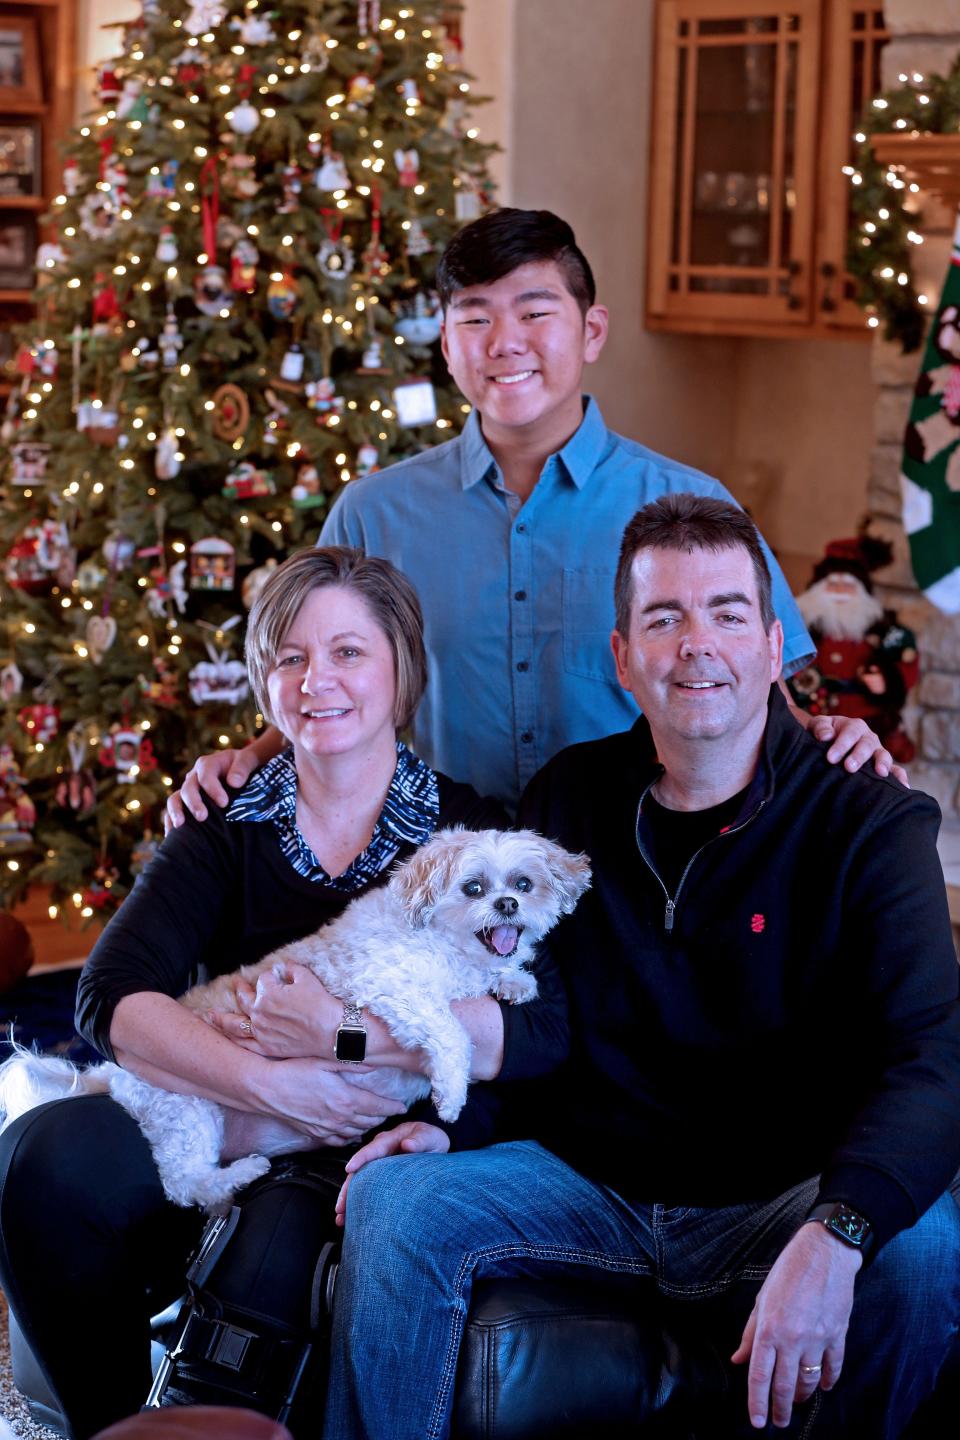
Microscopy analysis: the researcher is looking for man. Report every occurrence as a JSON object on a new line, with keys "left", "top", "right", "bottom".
{"left": 321, "top": 496, "right": 960, "bottom": 1439}
{"left": 167, "top": 209, "right": 897, "bottom": 825}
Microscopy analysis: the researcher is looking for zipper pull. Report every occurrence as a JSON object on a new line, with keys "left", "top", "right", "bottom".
{"left": 664, "top": 899, "right": 675, "bottom": 933}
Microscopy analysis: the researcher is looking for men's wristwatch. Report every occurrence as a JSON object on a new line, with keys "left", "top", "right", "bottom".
{"left": 806, "top": 1202, "right": 874, "bottom": 1260}
{"left": 334, "top": 1002, "right": 367, "bottom": 1064}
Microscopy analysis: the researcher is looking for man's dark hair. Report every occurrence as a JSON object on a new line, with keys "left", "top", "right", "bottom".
{"left": 436, "top": 208, "right": 596, "bottom": 317}
{"left": 614, "top": 494, "right": 776, "bottom": 636}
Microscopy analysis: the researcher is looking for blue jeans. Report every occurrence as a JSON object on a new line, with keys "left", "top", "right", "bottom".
{"left": 322, "top": 1141, "right": 960, "bottom": 1440}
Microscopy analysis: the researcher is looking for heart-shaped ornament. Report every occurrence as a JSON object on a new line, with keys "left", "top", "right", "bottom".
{"left": 87, "top": 614, "right": 117, "bottom": 664}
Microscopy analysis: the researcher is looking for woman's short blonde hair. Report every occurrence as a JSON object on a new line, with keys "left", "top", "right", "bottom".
{"left": 246, "top": 546, "right": 428, "bottom": 732}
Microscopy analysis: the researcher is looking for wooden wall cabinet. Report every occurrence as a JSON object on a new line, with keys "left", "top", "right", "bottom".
{"left": 646, "top": 0, "right": 887, "bottom": 339}
{"left": 0, "top": 0, "right": 75, "bottom": 385}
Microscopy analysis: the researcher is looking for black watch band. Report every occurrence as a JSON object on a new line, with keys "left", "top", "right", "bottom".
{"left": 806, "top": 1201, "right": 874, "bottom": 1260}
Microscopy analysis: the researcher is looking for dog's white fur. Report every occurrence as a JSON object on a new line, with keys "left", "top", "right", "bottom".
{"left": 0, "top": 829, "right": 590, "bottom": 1210}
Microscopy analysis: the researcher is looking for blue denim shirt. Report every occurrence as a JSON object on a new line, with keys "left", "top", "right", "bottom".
{"left": 320, "top": 397, "right": 813, "bottom": 809}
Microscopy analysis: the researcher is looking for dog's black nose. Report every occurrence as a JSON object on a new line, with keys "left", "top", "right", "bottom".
{"left": 494, "top": 896, "right": 519, "bottom": 916}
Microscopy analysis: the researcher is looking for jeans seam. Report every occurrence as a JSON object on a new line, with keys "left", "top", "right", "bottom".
{"left": 425, "top": 1240, "right": 656, "bottom": 1438}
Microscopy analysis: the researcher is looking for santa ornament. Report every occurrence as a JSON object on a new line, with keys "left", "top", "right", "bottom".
{"left": 789, "top": 534, "right": 919, "bottom": 763}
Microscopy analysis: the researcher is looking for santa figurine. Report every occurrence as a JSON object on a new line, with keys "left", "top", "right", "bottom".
{"left": 789, "top": 533, "right": 919, "bottom": 762}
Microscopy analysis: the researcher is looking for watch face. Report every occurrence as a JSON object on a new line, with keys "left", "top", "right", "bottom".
{"left": 335, "top": 1026, "right": 367, "bottom": 1064}
{"left": 831, "top": 1207, "right": 869, "bottom": 1245}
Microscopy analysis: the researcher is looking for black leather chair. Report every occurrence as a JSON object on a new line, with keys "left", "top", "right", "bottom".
{"left": 9, "top": 1271, "right": 960, "bottom": 1439}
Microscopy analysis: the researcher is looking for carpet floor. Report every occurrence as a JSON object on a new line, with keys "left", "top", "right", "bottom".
{"left": 0, "top": 1292, "right": 59, "bottom": 1440}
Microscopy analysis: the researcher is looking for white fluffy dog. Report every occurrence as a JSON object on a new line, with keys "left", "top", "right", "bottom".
{"left": 0, "top": 829, "right": 590, "bottom": 1210}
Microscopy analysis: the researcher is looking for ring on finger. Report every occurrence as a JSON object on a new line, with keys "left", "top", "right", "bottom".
{"left": 800, "top": 1364, "right": 822, "bottom": 1376}
{"left": 239, "top": 1018, "right": 253, "bottom": 1038}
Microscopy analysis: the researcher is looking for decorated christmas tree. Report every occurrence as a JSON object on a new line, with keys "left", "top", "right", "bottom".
{"left": 0, "top": 0, "right": 494, "bottom": 919}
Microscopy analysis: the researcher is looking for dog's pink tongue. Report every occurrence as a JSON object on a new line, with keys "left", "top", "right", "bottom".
{"left": 490, "top": 926, "right": 519, "bottom": 956}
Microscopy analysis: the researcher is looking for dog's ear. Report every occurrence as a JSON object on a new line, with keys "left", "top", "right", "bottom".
{"left": 521, "top": 831, "right": 592, "bottom": 915}
{"left": 389, "top": 829, "right": 472, "bottom": 928}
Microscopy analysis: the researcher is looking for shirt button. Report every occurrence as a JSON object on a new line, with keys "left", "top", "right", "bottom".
{"left": 516, "top": 661, "right": 529, "bottom": 672}
{"left": 521, "top": 731, "right": 533, "bottom": 744}
{"left": 516, "top": 523, "right": 527, "bottom": 533}
{"left": 514, "top": 590, "right": 527, "bottom": 601}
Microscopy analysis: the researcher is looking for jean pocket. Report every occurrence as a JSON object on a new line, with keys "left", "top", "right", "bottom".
{"left": 561, "top": 567, "right": 620, "bottom": 685}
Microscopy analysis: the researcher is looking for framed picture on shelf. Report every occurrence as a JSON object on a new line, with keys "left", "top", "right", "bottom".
{"left": 0, "top": 120, "right": 39, "bottom": 196}
{"left": 0, "top": 16, "right": 41, "bottom": 105}
{"left": 0, "top": 213, "right": 36, "bottom": 288}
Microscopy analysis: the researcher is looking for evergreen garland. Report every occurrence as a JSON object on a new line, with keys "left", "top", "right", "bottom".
{"left": 847, "top": 52, "right": 960, "bottom": 353}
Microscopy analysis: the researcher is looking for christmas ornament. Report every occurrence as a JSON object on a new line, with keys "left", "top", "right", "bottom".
{"left": 394, "top": 291, "right": 442, "bottom": 346}
{"left": 405, "top": 218, "right": 433, "bottom": 257}
{"left": 358, "top": 0, "right": 381, "bottom": 34}
{"left": 222, "top": 462, "right": 275, "bottom": 500}
{"left": 92, "top": 272, "right": 121, "bottom": 330}
{"left": 224, "top": 153, "right": 259, "bottom": 199}
{"left": 138, "top": 655, "right": 179, "bottom": 706}
{"left": 0, "top": 663, "right": 23, "bottom": 702}
{"left": 5, "top": 522, "right": 73, "bottom": 593}
{"left": 237, "top": 12, "right": 274, "bottom": 44}
{"left": 169, "top": 559, "right": 188, "bottom": 612}
{"left": 189, "top": 655, "right": 249, "bottom": 705}
{"left": 314, "top": 148, "right": 350, "bottom": 191}
{"left": 0, "top": 769, "right": 35, "bottom": 848}
{"left": 398, "top": 79, "right": 421, "bottom": 106}
{"left": 99, "top": 724, "right": 156, "bottom": 782}
{"left": 131, "top": 829, "right": 161, "bottom": 875}
{"left": 280, "top": 343, "right": 304, "bottom": 383}
{"left": 159, "top": 309, "right": 184, "bottom": 369}
{"left": 347, "top": 74, "right": 375, "bottom": 109}
{"left": 103, "top": 153, "right": 130, "bottom": 207}
{"left": 267, "top": 272, "right": 299, "bottom": 320}
{"left": 241, "top": 557, "right": 278, "bottom": 609}
{"left": 117, "top": 78, "right": 146, "bottom": 121}
{"left": 305, "top": 376, "right": 344, "bottom": 423}
{"left": 316, "top": 211, "right": 355, "bottom": 281}
{"left": 36, "top": 242, "right": 66, "bottom": 276}
{"left": 291, "top": 463, "right": 324, "bottom": 509}
{"left": 189, "top": 537, "right": 235, "bottom": 591}
{"left": 263, "top": 387, "right": 290, "bottom": 445}
{"left": 134, "top": 337, "right": 160, "bottom": 370}
{"left": 55, "top": 729, "right": 96, "bottom": 814}
{"left": 356, "top": 441, "right": 379, "bottom": 478}
{"left": 79, "top": 191, "right": 116, "bottom": 242}
{"left": 184, "top": 0, "right": 227, "bottom": 37}
{"left": 790, "top": 536, "right": 919, "bottom": 763}
{"left": 155, "top": 428, "right": 181, "bottom": 481}
{"left": 156, "top": 226, "right": 178, "bottom": 264}
{"left": 83, "top": 405, "right": 121, "bottom": 448}
{"left": 176, "top": 49, "right": 207, "bottom": 97}
{"left": 17, "top": 704, "right": 59, "bottom": 745}
{"left": 86, "top": 614, "right": 118, "bottom": 663}
{"left": 211, "top": 383, "right": 250, "bottom": 442}
{"left": 8, "top": 441, "right": 49, "bottom": 486}
{"left": 63, "top": 159, "right": 80, "bottom": 196}
{"left": 393, "top": 379, "right": 438, "bottom": 427}
{"left": 358, "top": 335, "right": 388, "bottom": 373}
{"left": 103, "top": 532, "right": 136, "bottom": 570}
{"left": 278, "top": 163, "right": 302, "bottom": 214}
{"left": 97, "top": 64, "right": 121, "bottom": 104}
{"left": 194, "top": 264, "right": 232, "bottom": 317}
{"left": 394, "top": 147, "right": 419, "bottom": 187}
{"left": 230, "top": 237, "right": 258, "bottom": 292}
{"left": 76, "top": 559, "right": 108, "bottom": 593}
{"left": 81, "top": 862, "right": 121, "bottom": 910}
{"left": 229, "top": 100, "right": 259, "bottom": 136}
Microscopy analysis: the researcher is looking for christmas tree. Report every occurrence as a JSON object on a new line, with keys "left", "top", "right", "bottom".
{"left": 0, "top": 0, "right": 494, "bottom": 920}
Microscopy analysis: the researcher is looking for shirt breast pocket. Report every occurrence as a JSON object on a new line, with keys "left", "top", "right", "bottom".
{"left": 561, "top": 567, "right": 621, "bottom": 685}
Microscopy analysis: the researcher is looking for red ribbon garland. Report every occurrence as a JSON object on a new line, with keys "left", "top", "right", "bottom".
{"left": 199, "top": 155, "right": 220, "bottom": 261}
{"left": 320, "top": 208, "right": 345, "bottom": 245}
{"left": 236, "top": 63, "right": 257, "bottom": 101}
{"left": 98, "top": 137, "right": 114, "bottom": 182}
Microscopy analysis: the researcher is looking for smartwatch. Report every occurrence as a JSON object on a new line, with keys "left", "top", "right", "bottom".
{"left": 806, "top": 1201, "right": 874, "bottom": 1260}
{"left": 334, "top": 1002, "right": 367, "bottom": 1064}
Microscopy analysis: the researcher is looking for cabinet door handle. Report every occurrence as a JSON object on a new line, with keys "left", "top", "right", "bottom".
{"left": 786, "top": 259, "right": 804, "bottom": 311}
{"left": 819, "top": 261, "right": 838, "bottom": 313}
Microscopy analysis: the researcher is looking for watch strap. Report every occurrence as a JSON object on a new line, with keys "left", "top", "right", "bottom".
{"left": 806, "top": 1201, "right": 874, "bottom": 1259}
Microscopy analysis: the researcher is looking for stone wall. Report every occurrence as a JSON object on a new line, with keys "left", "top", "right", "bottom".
{"left": 867, "top": 2, "right": 960, "bottom": 814}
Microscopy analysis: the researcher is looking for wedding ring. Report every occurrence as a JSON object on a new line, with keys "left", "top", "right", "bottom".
{"left": 800, "top": 1365, "right": 822, "bottom": 1376}
{"left": 239, "top": 1018, "right": 253, "bottom": 1038}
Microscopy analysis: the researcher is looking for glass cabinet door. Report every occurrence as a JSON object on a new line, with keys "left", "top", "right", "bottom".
{"left": 648, "top": 0, "right": 821, "bottom": 326}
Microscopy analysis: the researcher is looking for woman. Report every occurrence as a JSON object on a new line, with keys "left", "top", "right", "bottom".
{"left": 0, "top": 548, "right": 565, "bottom": 1440}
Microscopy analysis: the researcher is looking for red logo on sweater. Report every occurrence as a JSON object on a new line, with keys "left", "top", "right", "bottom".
{"left": 750, "top": 913, "right": 765, "bottom": 934}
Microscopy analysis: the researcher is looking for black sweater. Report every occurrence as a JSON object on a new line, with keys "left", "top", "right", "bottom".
{"left": 76, "top": 773, "right": 566, "bottom": 1083}
{"left": 505, "top": 688, "right": 960, "bottom": 1253}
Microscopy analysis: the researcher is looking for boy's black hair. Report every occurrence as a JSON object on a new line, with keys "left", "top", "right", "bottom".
{"left": 436, "top": 208, "right": 596, "bottom": 317}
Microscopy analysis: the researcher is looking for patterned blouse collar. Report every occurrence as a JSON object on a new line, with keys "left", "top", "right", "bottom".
{"left": 225, "top": 742, "right": 439, "bottom": 892}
